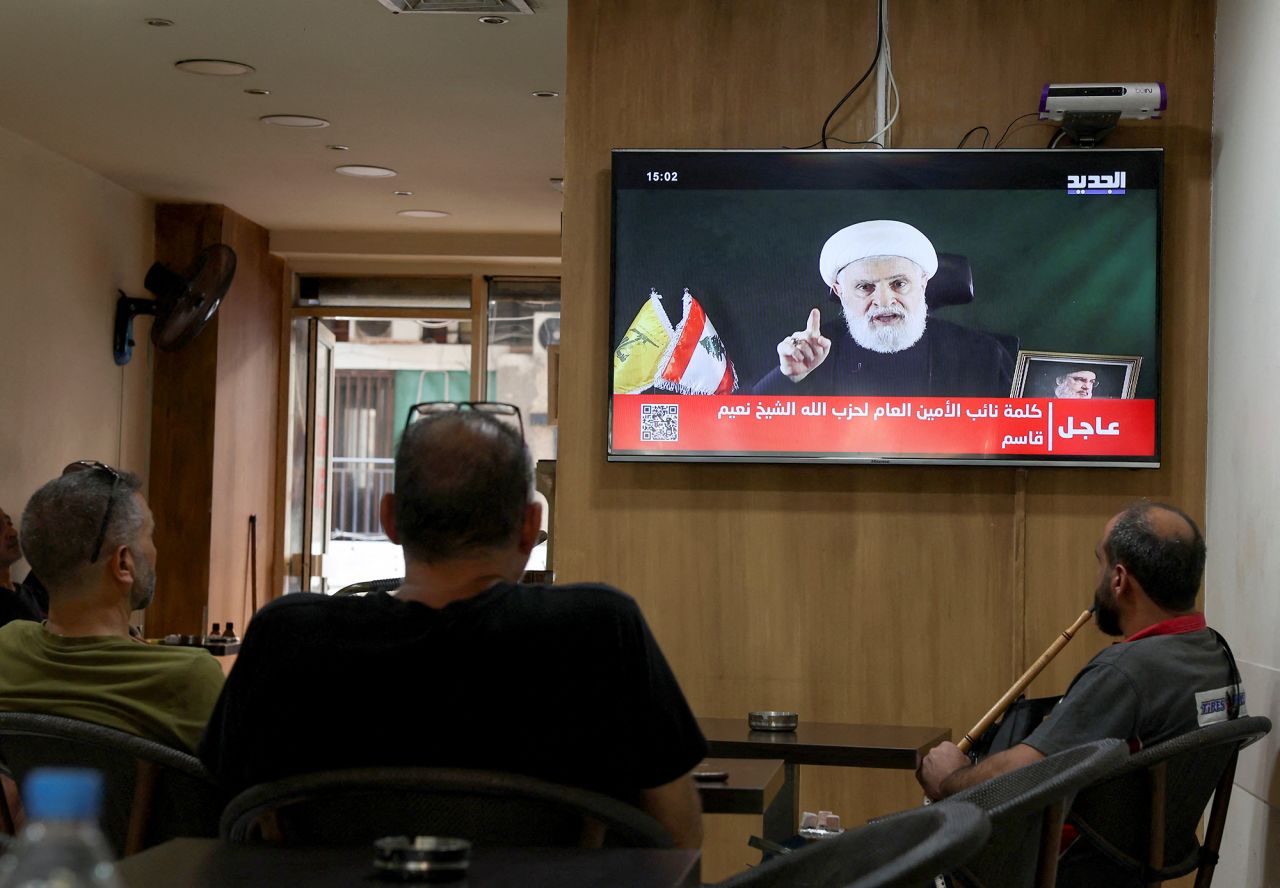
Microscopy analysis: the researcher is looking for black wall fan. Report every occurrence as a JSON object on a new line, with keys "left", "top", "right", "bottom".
{"left": 113, "top": 243, "right": 237, "bottom": 366}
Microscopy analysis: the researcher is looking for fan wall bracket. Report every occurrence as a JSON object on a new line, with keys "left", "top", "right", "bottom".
{"left": 113, "top": 293, "right": 159, "bottom": 366}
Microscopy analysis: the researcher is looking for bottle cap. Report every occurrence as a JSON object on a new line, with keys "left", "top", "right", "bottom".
{"left": 23, "top": 768, "right": 103, "bottom": 820}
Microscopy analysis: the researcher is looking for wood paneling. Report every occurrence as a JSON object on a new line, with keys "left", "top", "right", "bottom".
{"left": 149, "top": 204, "right": 286, "bottom": 637}
{"left": 560, "top": 2, "right": 1214, "bottom": 874}
{"left": 148, "top": 204, "right": 223, "bottom": 637}
{"left": 207, "top": 207, "right": 283, "bottom": 636}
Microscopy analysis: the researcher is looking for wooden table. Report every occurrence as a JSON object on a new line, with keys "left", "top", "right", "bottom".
{"left": 696, "top": 757, "right": 788, "bottom": 845}
{"left": 118, "top": 838, "right": 701, "bottom": 888}
{"left": 697, "top": 717, "right": 951, "bottom": 842}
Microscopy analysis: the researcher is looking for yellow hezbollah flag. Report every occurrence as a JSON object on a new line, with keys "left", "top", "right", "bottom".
{"left": 613, "top": 290, "right": 674, "bottom": 394}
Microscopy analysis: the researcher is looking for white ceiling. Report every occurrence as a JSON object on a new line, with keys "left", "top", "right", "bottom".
{"left": 0, "top": 0, "right": 566, "bottom": 236}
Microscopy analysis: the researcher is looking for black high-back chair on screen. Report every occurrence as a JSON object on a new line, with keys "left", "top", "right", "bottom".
{"left": 1058, "top": 715, "right": 1271, "bottom": 888}
{"left": 940, "top": 737, "right": 1129, "bottom": 888}
{"left": 713, "top": 801, "right": 990, "bottom": 888}
{"left": 219, "top": 767, "right": 673, "bottom": 848}
{"left": 0, "top": 712, "right": 221, "bottom": 856}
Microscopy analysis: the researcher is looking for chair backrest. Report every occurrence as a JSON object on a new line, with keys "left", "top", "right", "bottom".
{"left": 332, "top": 577, "right": 403, "bottom": 596}
{"left": 219, "top": 767, "right": 674, "bottom": 848}
{"left": 1063, "top": 715, "right": 1271, "bottom": 886}
{"left": 0, "top": 711, "right": 221, "bottom": 856}
{"left": 942, "top": 737, "right": 1129, "bottom": 888}
{"left": 714, "top": 801, "right": 990, "bottom": 888}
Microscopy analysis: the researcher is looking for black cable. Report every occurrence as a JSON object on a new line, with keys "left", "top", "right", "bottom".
{"left": 819, "top": 0, "right": 884, "bottom": 149}
{"left": 783, "top": 137, "right": 883, "bottom": 150}
{"left": 992, "top": 112, "right": 1043, "bottom": 148}
{"left": 957, "top": 126, "right": 990, "bottom": 149}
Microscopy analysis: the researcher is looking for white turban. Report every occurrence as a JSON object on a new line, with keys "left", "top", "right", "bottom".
{"left": 819, "top": 220, "right": 939, "bottom": 288}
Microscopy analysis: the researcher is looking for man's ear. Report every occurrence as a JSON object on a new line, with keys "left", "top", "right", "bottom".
{"left": 1112, "top": 562, "right": 1132, "bottom": 599}
{"left": 517, "top": 501, "right": 543, "bottom": 555}
{"left": 110, "top": 545, "right": 134, "bottom": 585}
{"left": 380, "top": 493, "right": 399, "bottom": 544}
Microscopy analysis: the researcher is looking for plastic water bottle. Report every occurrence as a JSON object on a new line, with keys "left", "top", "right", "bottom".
{"left": 0, "top": 769, "right": 122, "bottom": 888}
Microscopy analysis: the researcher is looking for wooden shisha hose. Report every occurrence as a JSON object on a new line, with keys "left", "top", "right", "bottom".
{"left": 956, "top": 606, "right": 1096, "bottom": 754}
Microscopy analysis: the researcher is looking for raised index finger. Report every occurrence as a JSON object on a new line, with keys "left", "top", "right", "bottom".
{"left": 805, "top": 308, "right": 822, "bottom": 337}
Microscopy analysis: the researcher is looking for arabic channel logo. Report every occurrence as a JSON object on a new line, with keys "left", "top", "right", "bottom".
{"left": 1066, "top": 171, "right": 1126, "bottom": 196}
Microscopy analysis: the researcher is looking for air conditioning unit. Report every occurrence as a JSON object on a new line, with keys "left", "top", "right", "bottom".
{"left": 351, "top": 320, "right": 422, "bottom": 343}
{"left": 531, "top": 312, "right": 560, "bottom": 358}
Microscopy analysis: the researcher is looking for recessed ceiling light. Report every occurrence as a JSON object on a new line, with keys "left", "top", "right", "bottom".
{"left": 397, "top": 210, "right": 450, "bottom": 218}
{"left": 175, "top": 58, "right": 255, "bottom": 77}
{"left": 261, "top": 115, "right": 330, "bottom": 128}
{"left": 326, "top": 144, "right": 350, "bottom": 151}
{"left": 244, "top": 88, "right": 271, "bottom": 96}
{"left": 549, "top": 178, "right": 564, "bottom": 192}
{"left": 145, "top": 18, "right": 174, "bottom": 27}
{"left": 478, "top": 16, "right": 508, "bottom": 24}
{"left": 532, "top": 90, "right": 560, "bottom": 98}
{"left": 392, "top": 191, "right": 414, "bottom": 197}
{"left": 336, "top": 165, "right": 398, "bottom": 178}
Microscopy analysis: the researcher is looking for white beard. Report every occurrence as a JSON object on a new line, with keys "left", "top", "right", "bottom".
{"left": 1054, "top": 383, "right": 1092, "bottom": 399}
{"left": 844, "top": 304, "right": 927, "bottom": 354}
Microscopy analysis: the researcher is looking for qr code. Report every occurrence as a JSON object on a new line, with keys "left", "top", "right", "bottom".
{"left": 640, "top": 404, "right": 679, "bottom": 442}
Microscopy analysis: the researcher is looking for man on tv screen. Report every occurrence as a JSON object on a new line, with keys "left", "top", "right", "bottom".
{"left": 1055, "top": 369, "right": 1097, "bottom": 399}
{"left": 752, "top": 220, "right": 1013, "bottom": 397}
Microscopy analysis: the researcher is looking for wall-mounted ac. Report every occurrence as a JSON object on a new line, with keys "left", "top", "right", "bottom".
{"left": 531, "top": 312, "right": 560, "bottom": 358}
{"left": 351, "top": 319, "right": 422, "bottom": 343}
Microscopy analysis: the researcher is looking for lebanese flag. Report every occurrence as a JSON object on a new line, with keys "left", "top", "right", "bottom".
{"left": 653, "top": 289, "right": 738, "bottom": 395}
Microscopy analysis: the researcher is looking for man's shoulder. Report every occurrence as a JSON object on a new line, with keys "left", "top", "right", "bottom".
{"left": 507, "top": 581, "right": 640, "bottom": 619}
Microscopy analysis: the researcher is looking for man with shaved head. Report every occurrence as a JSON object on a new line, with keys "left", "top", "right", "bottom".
{"left": 918, "top": 502, "right": 1240, "bottom": 799}
{"left": 201, "top": 404, "right": 707, "bottom": 848}
{"left": 917, "top": 502, "right": 1242, "bottom": 884}
{"left": 753, "top": 219, "right": 1014, "bottom": 396}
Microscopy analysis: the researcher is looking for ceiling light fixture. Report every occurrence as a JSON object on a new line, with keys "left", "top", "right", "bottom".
{"left": 327, "top": 144, "right": 350, "bottom": 151}
{"left": 531, "top": 90, "right": 560, "bottom": 98}
{"left": 478, "top": 16, "right": 508, "bottom": 24}
{"left": 392, "top": 191, "right": 414, "bottom": 196}
{"left": 336, "top": 165, "right": 398, "bottom": 178}
{"left": 549, "top": 178, "right": 564, "bottom": 192}
{"left": 397, "top": 210, "right": 450, "bottom": 218}
{"left": 244, "top": 88, "right": 271, "bottom": 96}
{"left": 261, "top": 115, "right": 331, "bottom": 128}
{"left": 175, "top": 59, "right": 256, "bottom": 77}
{"left": 145, "top": 18, "right": 174, "bottom": 27}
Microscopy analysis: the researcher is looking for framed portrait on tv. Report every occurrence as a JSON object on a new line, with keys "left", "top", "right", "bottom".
{"left": 1011, "top": 351, "right": 1143, "bottom": 400}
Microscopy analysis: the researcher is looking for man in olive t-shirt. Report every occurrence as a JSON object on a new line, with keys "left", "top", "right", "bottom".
{"left": 0, "top": 466, "right": 223, "bottom": 752}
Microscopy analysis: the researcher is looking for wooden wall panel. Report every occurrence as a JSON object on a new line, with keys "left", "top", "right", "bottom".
{"left": 149, "top": 204, "right": 287, "bottom": 637}
{"left": 148, "top": 204, "right": 223, "bottom": 637}
{"left": 207, "top": 207, "right": 283, "bottom": 636}
{"left": 560, "top": 1, "right": 1215, "bottom": 869}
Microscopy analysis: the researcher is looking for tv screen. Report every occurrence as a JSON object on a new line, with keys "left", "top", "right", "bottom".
{"left": 608, "top": 149, "right": 1162, "bottom": 467}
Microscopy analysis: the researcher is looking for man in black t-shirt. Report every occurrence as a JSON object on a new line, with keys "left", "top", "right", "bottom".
{"left": 200, "top": 407, "right": 707, "bottom": 848}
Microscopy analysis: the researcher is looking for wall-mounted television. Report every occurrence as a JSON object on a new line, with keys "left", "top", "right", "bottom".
{"left": 609, "top": 149, "right": 1162, "bottom": 467}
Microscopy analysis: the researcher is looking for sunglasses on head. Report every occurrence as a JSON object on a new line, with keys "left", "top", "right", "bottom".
{"left": 62, "top": 460, "right": 123, "bottom": 564}
{"left": 403, "top": 401, "right": 524, "bottom": 439}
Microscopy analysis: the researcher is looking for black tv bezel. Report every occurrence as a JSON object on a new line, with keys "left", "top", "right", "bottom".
{"left": 607, "top": 148, "right": 1164, "bottom": 469}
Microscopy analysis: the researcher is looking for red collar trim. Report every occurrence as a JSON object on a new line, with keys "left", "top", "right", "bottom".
{"left": 1125, "top": 613, "right": 1205, "bottom": 642}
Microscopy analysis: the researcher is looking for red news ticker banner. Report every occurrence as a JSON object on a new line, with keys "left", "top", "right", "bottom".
{"left": 612, "top": 395, "right": 1157, "bottom": 458}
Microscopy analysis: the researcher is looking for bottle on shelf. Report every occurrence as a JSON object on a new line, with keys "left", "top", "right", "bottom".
{"left": 0, "top": 768, "right": 123, "bottom": 888}
{"left": 221, "top": 622, "right": 239, "bottom": 644}
{"left": 206, "top": 622, "right": 222, "bottom": 643}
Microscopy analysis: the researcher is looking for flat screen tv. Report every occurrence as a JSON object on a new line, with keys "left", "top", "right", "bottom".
{"left": 608, "top": 148, "right": 1162, "bottom": 467}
